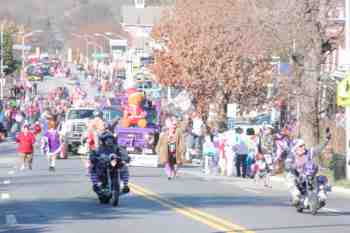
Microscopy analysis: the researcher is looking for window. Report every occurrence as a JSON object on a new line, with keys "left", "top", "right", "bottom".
{"left": 67, "top": 109, "right": 94, "bottom": 120}
{"left": 135, "top": 0, "right": 145, "bottom": 8}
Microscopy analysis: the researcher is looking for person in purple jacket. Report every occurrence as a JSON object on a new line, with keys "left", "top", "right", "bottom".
{"left": 41, "top": 118, "right": 61, "bottom": 172}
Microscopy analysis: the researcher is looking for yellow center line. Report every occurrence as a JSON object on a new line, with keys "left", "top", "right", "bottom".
{"left": 130, "top": 183, "right": 255, "bottom": 233}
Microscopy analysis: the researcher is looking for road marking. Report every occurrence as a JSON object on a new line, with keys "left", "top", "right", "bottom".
{"left": 1, "top": 193, "right": 10, "bottom": 200}
{"left": 3, "top": 180, "right": 11, "bottom": 184}
{"left": 5, "top": 214, "right": 17, "bottom": 225}
{"left": 323, "top": 207, "right": 341, "bottom": 213}
{"left": 8, "top": 170, "right": 15, "bottom": 175}
{"left": 130, "top": 183, "right": 254, "bottom": 233}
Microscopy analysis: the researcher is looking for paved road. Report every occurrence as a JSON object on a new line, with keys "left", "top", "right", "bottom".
{"left": 1, "top": 70, "right": 350, "bottom": 233}
{"left": 1, "top": 143, "right": 350, "bottom": 233}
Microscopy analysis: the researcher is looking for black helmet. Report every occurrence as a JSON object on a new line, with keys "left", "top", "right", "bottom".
{"left": 99, "top": 131, "right": 115, "bottom": 147}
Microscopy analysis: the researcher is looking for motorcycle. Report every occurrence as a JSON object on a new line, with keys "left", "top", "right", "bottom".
{"left": 295, "top": 173, "right": 331, "bottom": 215}
{"left": 92, "top": 152, "right": 124, "bottom": 206}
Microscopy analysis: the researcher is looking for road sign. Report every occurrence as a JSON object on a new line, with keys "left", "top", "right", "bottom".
{"left": 92, "top": 53, "right": 108, "bottom": 59}
{"left": 12, "top": 44, "right": 31, "bottom": 51}
{"left": 337, "top": 74, "right": 350, "bottom": 107}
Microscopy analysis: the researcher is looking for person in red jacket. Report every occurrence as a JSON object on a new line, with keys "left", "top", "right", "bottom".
{"left": 16, "top": 124, "right": 36, "bottom": 170}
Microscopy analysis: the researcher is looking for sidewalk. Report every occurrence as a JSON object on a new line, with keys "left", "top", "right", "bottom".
{"left": 179, "top": 166, "right": 350, "bottom": 196}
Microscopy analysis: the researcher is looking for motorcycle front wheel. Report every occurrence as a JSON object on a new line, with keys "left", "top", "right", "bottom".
{"left": 99, "top": 195, "right": 110, "bottom": 204}
{"left": 111, "top": 175, "right": 120, "bottom": 207}
{"left": 309, "top": 193, "right": 319, "bottom": 215}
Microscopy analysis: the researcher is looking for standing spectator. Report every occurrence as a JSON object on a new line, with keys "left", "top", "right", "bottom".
{"left": 191, "top": 112, "right": 204, "bottom": 159}
{"left": 258, "top": 125, "right": 275, "bottom": 173}
{"left": 233, "top": 127, "right": 250, "bottom": 178}
{"left": 16, "top": 124, "right": 36, "bottom": 170}
{"left": 223, "top": 130, "right": 236, "bottom": 176}
{"left": 217, "top": 128, "right": 227, "bottom": 176}
{"left": 275, "top": 126, "right": 292, "bottom": 174}
{"left": 33, "top": 82, "right": 38, "bottom": 96}
{"left": 245, "top": 128, "right": 259, "bottom": 177}
{"left": 183, "top": 115, "right": 194, "bottom": 162}
{"left": 202, "top": 135, "right": 218, "bottom": 175}
{"left": 157, "top": 118, "right": 184, "bottom": 180}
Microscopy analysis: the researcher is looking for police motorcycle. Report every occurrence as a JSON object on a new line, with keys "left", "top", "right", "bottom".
{"left": 89, "top": 132, "right": 129, "bottom": 206}
{"left": 293, "top": 162, "right": 331, "bottom": 215}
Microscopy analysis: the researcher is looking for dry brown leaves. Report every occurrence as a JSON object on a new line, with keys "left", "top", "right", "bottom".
{"left": 151, "top": 0, "right": 274, "bottom": 114}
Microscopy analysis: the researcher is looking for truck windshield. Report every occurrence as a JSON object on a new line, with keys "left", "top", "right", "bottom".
{"left": 67, "top": 109, "right": 94, "bottom": 120}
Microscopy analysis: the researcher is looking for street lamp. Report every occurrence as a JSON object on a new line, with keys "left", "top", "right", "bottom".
{"left": 1, "top": 23, "right": 4, "bottom": 78}
{"left": 21, "top": 30, "right": 43, "bottom": 69}
{"left": 85, "top": 34, "right": 104, "bottom": 56}
{"left": 72, "top": 33, "right": 104, "bottom": 68}
{"left": 94, "top": 33, "right": 112, "bottom": 54}
{"left": 72, "top": 33, "right": 90, "bottom": 66}
{"left": 0, "top": 22, "right": 5, "bottom": 100}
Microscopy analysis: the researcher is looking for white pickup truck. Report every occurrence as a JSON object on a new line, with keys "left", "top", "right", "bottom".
{"left": 60, "top": 107, "right": 95, "bottom": 157}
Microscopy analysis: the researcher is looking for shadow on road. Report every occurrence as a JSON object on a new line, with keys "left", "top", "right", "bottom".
{"left": 223, "top": 223, "right": 350, "bottom": 232}
{"left": 0, "top": 195, "right": 167, "bottom": 227}
{"left": 1, "top": 226, "right": 48, "bottom": 233}
{"left": 168, "top": 194, "right": 290, "bottom": 208}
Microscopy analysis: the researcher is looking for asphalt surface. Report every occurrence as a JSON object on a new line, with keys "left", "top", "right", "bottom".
{"left": 1, "top": 70, "right": 350, "bottom": 233}
{"left": 1, "top": 142, "right": 350, "bottom": 233}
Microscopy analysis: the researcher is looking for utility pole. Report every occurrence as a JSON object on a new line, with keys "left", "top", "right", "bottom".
{"left": 345, "top": 0, "right": 350, "bottom": 180}
{"left": 1, "top": 23, "right": 3, "bottom": 76}
{"left": 0, "top": 23, "right": 4, "bottom": 100}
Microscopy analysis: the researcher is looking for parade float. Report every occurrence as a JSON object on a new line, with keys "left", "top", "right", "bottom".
{"left": 115, "top": 75, "right": 161, "bottom": 167}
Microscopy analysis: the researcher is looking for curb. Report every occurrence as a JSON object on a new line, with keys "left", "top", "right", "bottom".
{"left": 180, "top": 168, "right": 350, "bottom": 196}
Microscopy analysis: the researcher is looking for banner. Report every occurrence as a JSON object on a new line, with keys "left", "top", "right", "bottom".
{"left": 337, "top": 74, "right": 350, "bottom": 107}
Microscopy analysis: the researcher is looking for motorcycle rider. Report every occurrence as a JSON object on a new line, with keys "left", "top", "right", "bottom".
{"left": 89, "top": 127, "right": 131, "bottom": 196}
{"left": 285, "top": 130, "right": 331, "bottom": 207}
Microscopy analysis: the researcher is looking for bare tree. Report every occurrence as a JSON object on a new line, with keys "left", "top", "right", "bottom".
{"left": 152, "top": 0, "right": 273, "bottom": 120}
{"left": 251, "top": 0, "right": 343, "bottom": 145}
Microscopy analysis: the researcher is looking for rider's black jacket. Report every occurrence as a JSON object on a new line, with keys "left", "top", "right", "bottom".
{"left": 89, "top": 144, "right": 130, "bottom": 167}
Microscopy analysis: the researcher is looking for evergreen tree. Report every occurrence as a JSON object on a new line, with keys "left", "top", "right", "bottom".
{"left": 3, "top": 31, "right": 14, "bottom": 71}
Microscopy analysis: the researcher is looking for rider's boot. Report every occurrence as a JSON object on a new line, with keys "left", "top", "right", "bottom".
{"left": 122, "top": 185, "right": 130, "bottom": 194}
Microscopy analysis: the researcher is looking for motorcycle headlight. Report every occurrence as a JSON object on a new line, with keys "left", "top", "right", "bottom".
{"left": 110, "top": 160, "right": 117, "bottom": 167}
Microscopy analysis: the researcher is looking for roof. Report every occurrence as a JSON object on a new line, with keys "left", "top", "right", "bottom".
{"left": 121, "top": 6, "right": 166, "bottom": 26}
